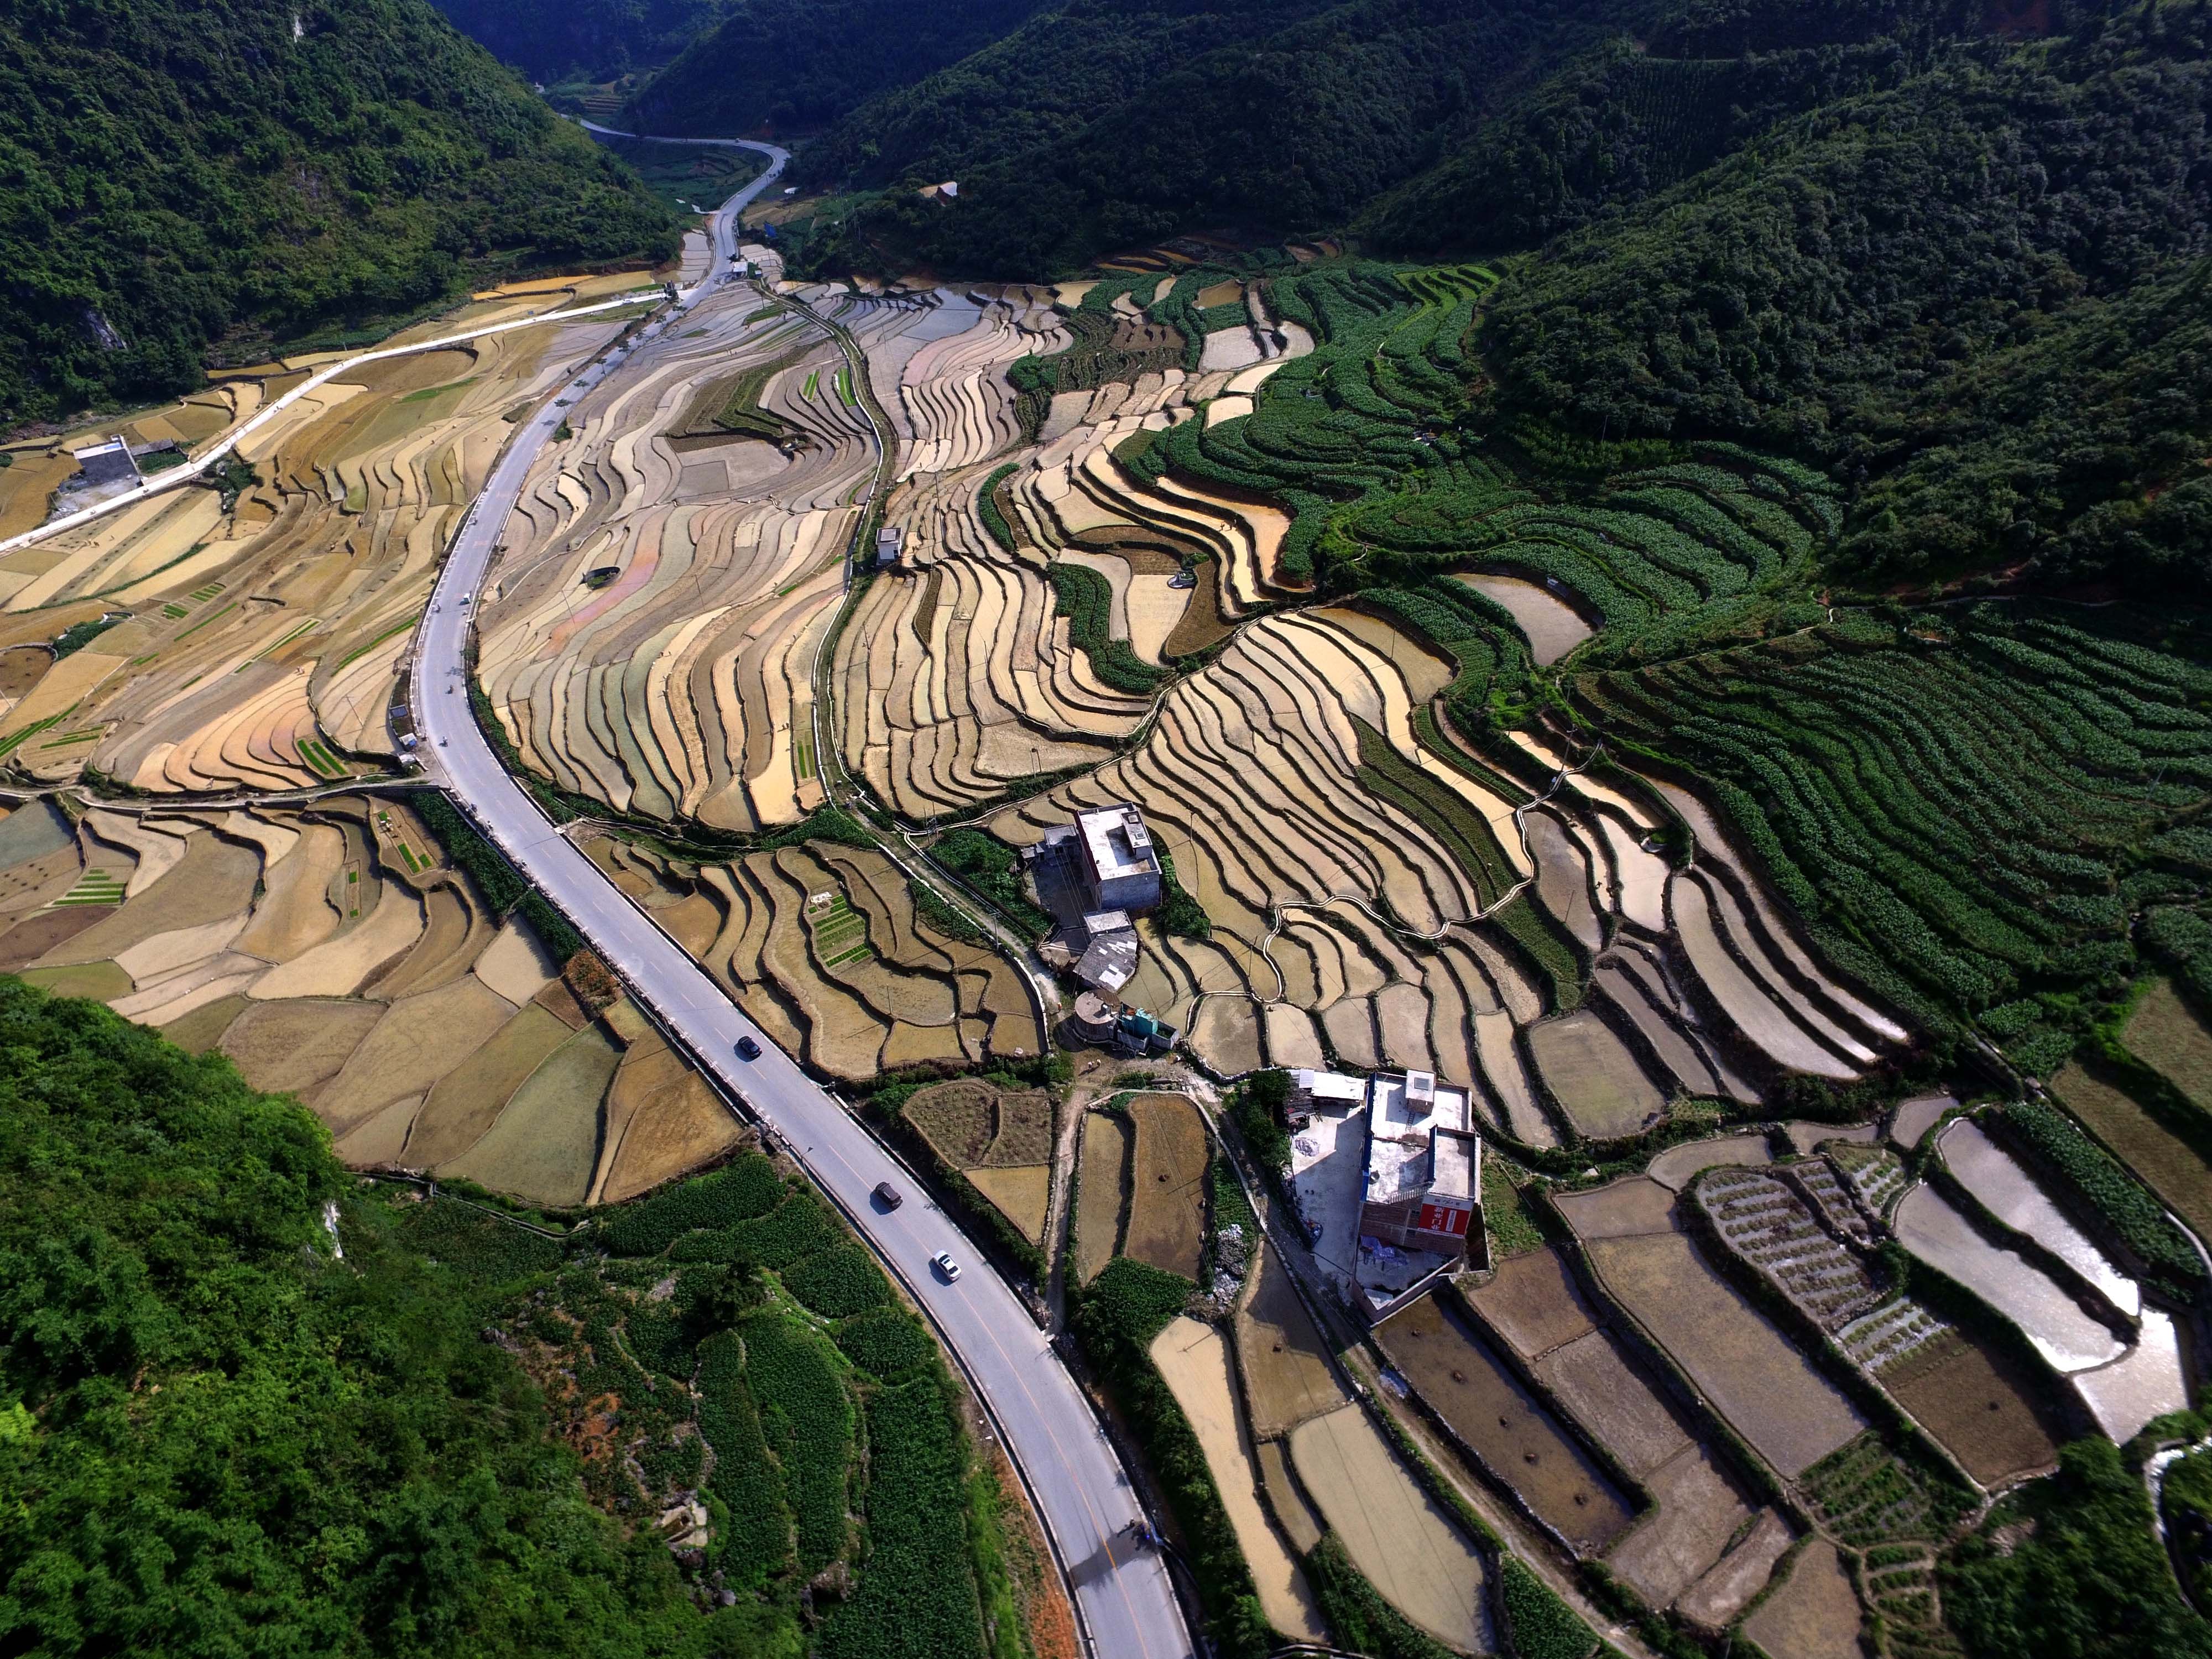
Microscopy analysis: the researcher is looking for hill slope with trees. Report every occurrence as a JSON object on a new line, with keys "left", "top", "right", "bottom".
{"left": 0, "top": 980, "right": 724, "bottom": 1656}
{"left": 1480, "top": 3, "right": 2212, "bottom": 594}
{"left": 790, "top": 0, "right": 1629, "bottom": 275}
{"left": 621, "top": 0, "right": 1050, "bottom": 138}
{"left": 427, "top": 0, "right": 739, "bottom": 81}
{"left": 0, "top": 0, "right": 678, "bottom": 427}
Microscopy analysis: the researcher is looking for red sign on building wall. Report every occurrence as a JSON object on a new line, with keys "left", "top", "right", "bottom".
{"left": 1416, "top": 1201, "right": 1471, "bottom": 1238}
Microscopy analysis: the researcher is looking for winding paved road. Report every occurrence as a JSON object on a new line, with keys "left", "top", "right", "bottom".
{"left": 413, "top": 141, "right": 1195, "bottom": 1659}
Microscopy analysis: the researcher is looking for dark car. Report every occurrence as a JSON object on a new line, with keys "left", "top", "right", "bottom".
{"left": 872, "top": 1182, "right": 903, "bottom": 1211}
{"left": 735, "top": 1035, "right": 761, "bottom": 1061}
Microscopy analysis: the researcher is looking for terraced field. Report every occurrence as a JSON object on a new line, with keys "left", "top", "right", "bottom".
{"left": 902, "top": 1076, "right": 1056, "bottom": 1244}
{"left": 831, "top": 288, "right": 1310, "bottom": 822}
{"left": 1460, "top": 1244, "right": 1786, "bottom": 1620}
{"left": 474, "top": 276, "right": 882, "bottom": 829}
{"left": 578, "top": 830, "right": 1040, "bottom": 1082}
{"left": 1576, "top": 602, "right": 2212, "bottom": 1065}
{"left": 988, "top": 597, "right": 1899, "bottom": 1119}
{"left": 0, "top": 279, "right": 641, "bottom": 792}
{"left": 0, "top": 793, "right": 737, "bottom": 1203}
{"left": 1691, "top": 1156, "right": 2064, "bottom": 1484}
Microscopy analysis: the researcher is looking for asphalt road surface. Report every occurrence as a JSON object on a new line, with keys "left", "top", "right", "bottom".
{"left": 411, "top": 149, "right": 1196, "bottom": 1659}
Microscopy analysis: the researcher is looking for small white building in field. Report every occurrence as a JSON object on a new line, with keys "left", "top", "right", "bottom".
{"left": 1076, "top": 803, "right": 1162, "bottom": 914}
{"left": 70, "top": 439, "right": 138, "bottom": 488}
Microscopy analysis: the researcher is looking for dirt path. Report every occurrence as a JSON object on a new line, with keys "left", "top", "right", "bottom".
{"left": 1042, "top": 1060, "right": 1104, "bottom": 1323}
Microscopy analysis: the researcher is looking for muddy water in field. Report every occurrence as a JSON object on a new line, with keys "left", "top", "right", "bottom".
{"left": 1939, "top": 1119, "right": 2139, "bottom": 1316}
{"left": 2074, "top": 1306, "right": 2189, "bottom": 1444}
{"left": 1893, "top": 1184, "right": 2124, "bottom": 1373}
{"left": 1456, "top": 575, "right": 1593, "bottom": 666}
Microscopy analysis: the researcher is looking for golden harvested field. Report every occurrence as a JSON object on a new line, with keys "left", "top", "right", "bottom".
{"left": 1376, "top": 1293, "right": 1632, "bottom": 1554}
{"left": 1074, "top": 1108, "right": 1130, "bottom": 1285}
{"left": 2124, "top": 977, "right": 2212, "bottom": 1110}
{"left": 1287, "top": 1404, "right": 1491, "bottom": 1652}
{"left": 1, "top": 301, "right": 629, "bottom": 792}
{"left": 2051, "top": 1062, "right": 2212, "bottom": 1244}
{"left": 0, "top": 450, "right": 82, "bottom": 540}
{"left": 593, "top": 1029, "right": 743, "bottom": 1203}
{"left": 0, "top": 795, "right": 737, "bottom": 1204}
{"left": 404, "top": 1003, "right": 576, "bottom": 1165}
{"left": 1741, "top": 1539, "right": 1862, "bottom": 1659}
{"left": 968, "top": 1165, "right": 1051, "bottom": 1244}
{"left": 1235, "top": 1240, "right": 1346, "bottom": 1438}
{"left": 1125, "top": 1093, "right": 1207, "bottom": 1279}
{"left": 1527, "top": 1010, "right": 1667, "bottom": 1140}
{"left": 1582, "top": 1231, "right": 1867, "bottom": 1479}
{"left": 21, "top": 961, "right": 132, "bottom": 1000}
{"left": 444, "top": 1023, "right": 624, "bottom": 1206}
{"left": 219, "top": 997, "right": 386, "bottom": 1096}
{"left": 1884, "top": 1334, "right": 2059, "bottom": 1488}
{"left": 160, "top": 992, "right": 252, "bottom": 1053}
{"left": 1149, "top": 1317, "right": 1325, "bottom": 1644}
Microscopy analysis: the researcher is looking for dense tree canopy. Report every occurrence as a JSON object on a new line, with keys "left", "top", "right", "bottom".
{"left": 622, "top": 0, "right": 1049, "bottom": 139}
{"left": 0, "top": 0, "right": 677, "bottom": 426}
{"left": 794, "top": 0, "right": 1626, "bottom": 276}
{"left": 790, "top": 0, "right": 1347, "bottom": 194}
{"left": 1480, "top": 3, "right": 2212, "bottom": 591}
{"left": 428, "top": 0, "right": 739, "bottom": 81}
{"left": 0, "top": 979, "right": 733, "bottom": 1656}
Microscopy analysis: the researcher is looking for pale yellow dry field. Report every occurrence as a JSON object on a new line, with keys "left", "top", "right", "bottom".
{"left": 0, "top": 300, "right": 624, "bottom": 792}
{"left": 1149, "top": 1317, "right": 1325, "bottom": 1643}
{"left": 1076, "top": 1109, "right": 1130, "bottom": 1284}
{"left": 1287, "top": 1405, "right": 1490, "bottom": 1652}
{"left": 1742, "top": 1538, "right": 1861, "bottom": 1659}
{"left": 967, "top": 1164, "right": 1051, "bottom": 1245}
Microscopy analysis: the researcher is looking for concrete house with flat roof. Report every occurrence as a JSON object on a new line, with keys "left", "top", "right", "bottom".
{"left": 1075, "top": 802, "right": 1162, "bottom": 914}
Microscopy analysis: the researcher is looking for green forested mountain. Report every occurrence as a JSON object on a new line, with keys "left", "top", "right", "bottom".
{"left": 622, "top": 0, "right": 1050, "bottom": 138}
{"left": 0, "top": 982, "right": 720, "bottom": 1655}
{"left": 790, "top": 0, "right": 1349, "bottom": 194}
{"left": 1352, "top": 32, "right": 1942, "bottom": 256}
{"left": 0, "top": 0, "right": 678, "bottom": 427}
{"left": 1481, "top": 5, "right": 2212, "bottom": 593}
{"left": 0, "top": 975, "right": 1011, "bottom": 1656}
{"left": 795, "top": 0, "right": 1628, "bottom": 275}
{"left": 428, "top": 0, "right": 739, "bottom": 81}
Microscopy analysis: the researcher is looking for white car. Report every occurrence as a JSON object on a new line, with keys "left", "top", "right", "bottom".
{"left": 930, "top": 1251, "right": 961, "bottom": 1282}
